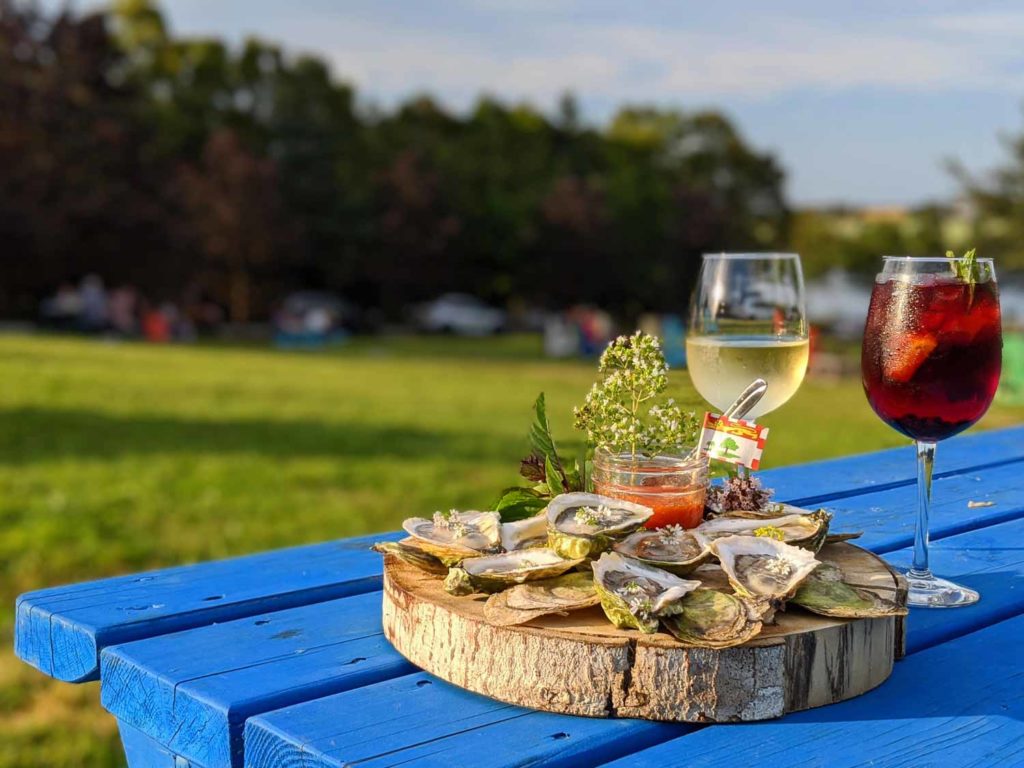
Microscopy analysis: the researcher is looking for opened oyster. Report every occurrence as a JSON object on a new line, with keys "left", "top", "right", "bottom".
{"left": 712, "top": 535, "right": 819, "bottom": 620}
{"left": 444, "top": 548, "right": 583, "bottom": 596}
{"left": 371, "top": 540, "right": 448, "bottom": 575}
{"left": 661, "top": 589, "right": 764, "bottom": 649}
{"left": 403, "top": 510, "right": 501, "bottom": 565}
{"left": 592, "top": 552, "right": 700, "bottom": 633}
{"left": 500, "top": 514, "right": 548, "bottom": 552}
{"left": 547, "top": 492, "right": 653, "bottom": 559}
{"left": 790, "top": 563, "right": 908, "bottom": 618}
{"left": 613, "top": 525, "right": 710, "bottom": 576}
{"left": 695, "top": 510, "right": 832, "bottom": 553}
{"left": 483, "top": 572, "right": 599, "bottom": 626}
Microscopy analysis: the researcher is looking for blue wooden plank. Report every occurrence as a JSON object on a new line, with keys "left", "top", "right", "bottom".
{"left": 597, "top": 611, "right": 1024, "bottom": 768}
{"left": 812, "top": 459, "right": 1024, "bottom": 555}
{"left": 15, "top": 531, "right": 402, "bottom": 683}
{"left": 243, "top": 672, "right": 685, "bottom": 768}
{"left": 119, "top": 721, "right": 194, "bottom": 768}
{"left": 101, "top": 591, "right": 414, "bottom": 768}
{"left": 759, "top": 425, "right": 1024, "bottom": 505}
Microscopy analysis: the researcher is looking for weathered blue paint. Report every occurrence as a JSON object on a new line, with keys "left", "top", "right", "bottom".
{"left": 119, "top": 721, "right": 195, "bottom": 768}
{"left": 101, "top": 591, "right": 414, "bottom": 768}
{"left": 598, "top": 611, "right": 1024, "bottom": 768}
{"left": 14, "top": 531, "right": 402, "bottom": 682}
{"left": 243, "top": 672, "right": 684, "bottom": 768}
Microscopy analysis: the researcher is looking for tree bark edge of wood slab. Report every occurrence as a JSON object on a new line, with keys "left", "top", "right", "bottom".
{"left": 381, "top": 543, "right": 901, "bottom": 722}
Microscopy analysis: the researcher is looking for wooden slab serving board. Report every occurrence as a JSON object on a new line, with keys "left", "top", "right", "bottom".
{"left": 381, "top": 543, "right": 907, "bottom": 723}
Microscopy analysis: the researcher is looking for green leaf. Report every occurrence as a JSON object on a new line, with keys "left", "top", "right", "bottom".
{"left": 493, "top": 486, "right": 549, "bottom": 521}
{"left": 529, "top": 393, "right": 564, "bottom": 476}
{"left": 545, "top": 454, "right": 567, "bottom": 496}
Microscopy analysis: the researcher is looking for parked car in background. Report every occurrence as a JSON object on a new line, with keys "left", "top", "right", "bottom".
{"left": 414, "top": 293, "right": 506, "bottom": 336}
{"left": 274, "top": 291, "right": 356, "bottom": 348}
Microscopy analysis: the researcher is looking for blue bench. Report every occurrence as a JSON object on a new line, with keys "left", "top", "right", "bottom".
{"left": 15, "top": 427, "right": 1024, "bottom": 767}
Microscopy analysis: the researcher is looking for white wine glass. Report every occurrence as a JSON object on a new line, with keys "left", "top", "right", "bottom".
{"left": 686, "top": 253, "right": 809, "bottom": 419}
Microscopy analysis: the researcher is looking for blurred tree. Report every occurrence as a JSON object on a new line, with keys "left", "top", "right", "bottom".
{"left": 952, "top": 122, "right": 1024, "bottom": 269}
{"left": 178, "top": 129, "right": 295, "bottom": 322}
{"left": 0, "top": 1, "right": 790, "bottom": 322}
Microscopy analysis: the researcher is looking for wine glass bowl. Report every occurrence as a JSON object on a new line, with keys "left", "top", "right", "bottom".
{"left": 686, "top": 253, "right": 809, "bottom": 419}
{"left": 861, "top": 255, "right": 1002, "bottom": 608}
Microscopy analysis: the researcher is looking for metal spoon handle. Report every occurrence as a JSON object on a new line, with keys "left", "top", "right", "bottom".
{"left": 722, "top": 378, "right": 768, "bottom": 422}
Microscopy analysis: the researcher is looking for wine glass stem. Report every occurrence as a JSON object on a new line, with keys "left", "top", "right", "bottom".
{"left": 910, "top": 440, "right": 936, "bottom": 578}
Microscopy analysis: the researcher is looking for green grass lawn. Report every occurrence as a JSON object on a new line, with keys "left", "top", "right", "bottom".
{"left": 2, "top": 332, "right": 1022, "bottom": 767}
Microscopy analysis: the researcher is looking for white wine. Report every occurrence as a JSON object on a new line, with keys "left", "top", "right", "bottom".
{"left": 685, "top": 335, "right": 809, "bottom": 418}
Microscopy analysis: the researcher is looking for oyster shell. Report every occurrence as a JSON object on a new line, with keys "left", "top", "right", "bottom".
{"left": 371, "top": 540, "right": 448, "bottom": 575}
{"left": 661, "top": 589, "right": 764, "bottom": 648}
{"left": 483, "top": 572, "right": 599, "bottom": 626}
{"left": 546, "top": 492, "right": 653, "bottom": 559}
{"left": 790, "top": 564, "right": 908, "bottom": 618}
{"left": 444, "top": 548, "right": 583, "bottom": 595}
{"left": 592, "top": 552, "right": 700, "bottom": 633}
{"left": 402, "top": 510, "right": 501, "bottom": 564}
{"left": 711, "top": 535, "right": 819, "bottom": 610}
{"left": 694, "top": 509, "right": 832, "bottom": 553}
{"left": 500, "top": 513, "right": 548, "bottom": 552}
{"left": 613, "top": 525, "right": 711, "bottom": 576}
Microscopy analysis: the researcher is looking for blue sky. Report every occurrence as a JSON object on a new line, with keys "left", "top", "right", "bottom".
{"left": 58, "top": 1, "right": 1024, "bottom": 206}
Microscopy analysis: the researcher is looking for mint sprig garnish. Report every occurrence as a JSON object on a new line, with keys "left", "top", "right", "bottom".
{"left": 946, "top": 247, "right": 977, "bottom": 304}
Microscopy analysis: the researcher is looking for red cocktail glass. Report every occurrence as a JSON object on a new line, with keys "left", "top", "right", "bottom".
{"left": 862, "top": 255, "right": 1001, "bottom": 607}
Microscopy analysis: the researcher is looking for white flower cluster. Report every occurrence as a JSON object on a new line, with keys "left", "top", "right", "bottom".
{"left": 574, "top": 331, "right": 698, "bottom": 456}
{"left": 433, "top": 510, "right": 469, "bottom": 538}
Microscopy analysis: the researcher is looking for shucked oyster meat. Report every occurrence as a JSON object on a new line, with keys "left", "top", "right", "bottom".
{"left": 483, "top": 572, "right": 599, "bottom": 626}
{"left": 592, "top": 552, "right": 700, "bottom": 633}
{"left": 711, "top": 535, "right": 820, "bottom": 621}
{"left": 613, "top": 525, "right": 710, "bottom": 576}
{"left": 695, "top": 510, "right": 832, "bottom": 553}
{"left": 661, "top": 589, "right": 764, "bottom": 649}
{"left": 444, "top": 548, "right": 583, "bottom": 595}
{"left": 547, "top": 492, "right": 653, "bottom": 559}
{"left": 402, "top": 510, "right": 501, "bottom": 564}
{"left": 790, "top": 563, "right": 908, "bottom": 618}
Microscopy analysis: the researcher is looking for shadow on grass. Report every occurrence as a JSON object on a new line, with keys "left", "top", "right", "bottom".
{"left": 0, "top": 406, "right": 520, "bottom": 464}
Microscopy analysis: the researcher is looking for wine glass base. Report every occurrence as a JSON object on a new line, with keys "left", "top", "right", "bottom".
{"left": 905, "top": 570, "right": 979, "bottom": 608}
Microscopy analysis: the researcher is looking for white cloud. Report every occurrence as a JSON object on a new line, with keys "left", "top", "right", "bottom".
{"left": 282, "top": 13, "right": 1024, "bottom": 111}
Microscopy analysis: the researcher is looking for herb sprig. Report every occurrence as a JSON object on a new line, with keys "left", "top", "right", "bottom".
{"left": 946, "top": 247, "right": 978, "bottom": 304}
{"left": 573, "top": 331, "right": 699, "bottom": 457}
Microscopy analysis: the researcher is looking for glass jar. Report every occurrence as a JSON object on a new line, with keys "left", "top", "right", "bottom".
{"left": 591, "top": 449, "right": 709, "bottom": 529}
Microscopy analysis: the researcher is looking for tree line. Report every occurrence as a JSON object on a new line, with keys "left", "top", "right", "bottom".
{"left": 3, "top": 0, "right": 791, "bottom": 322}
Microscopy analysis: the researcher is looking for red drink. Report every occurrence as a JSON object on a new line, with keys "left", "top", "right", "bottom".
{"left": 862, "top": 275, "right": 1002, "bottom": 442}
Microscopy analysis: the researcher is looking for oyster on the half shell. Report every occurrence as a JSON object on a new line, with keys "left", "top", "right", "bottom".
{"left": 790, "top": 563, "right": 908, "bottom": 618}
{"left": 483, "top": 572, "right": 599, "bottom": 626}
{"left": 371, "top": 540, "right": 448, "bottom": 574}
{"left": 402, "top": 510, "right": 501, "bottom": 565}
{"left": 695, "top": 509, "right": 832, "bottom": 553}
{"left": 546, "top": 492, "right": 653, "bottom": 559}
{"left": 500, "top": 513, "right": 548, "bottom": 552}
{"left": 592, "top": 551, "right": 700, "bottom": 633}
{"left": 613, "top": 525, "right": 711, "bottom": 576}
{"left": 443, "top": 548, "right": 583, "bottom": 595}
{"left": 711, "top": 535, "right": 820, "bottom": 619}
{"left": 661, "top": 589, "right": 764, "bottom": 649}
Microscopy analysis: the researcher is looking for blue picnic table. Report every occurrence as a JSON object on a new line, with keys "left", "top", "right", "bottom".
{"left": 14, "top": 426, "right": 1024, "bottom": 768}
